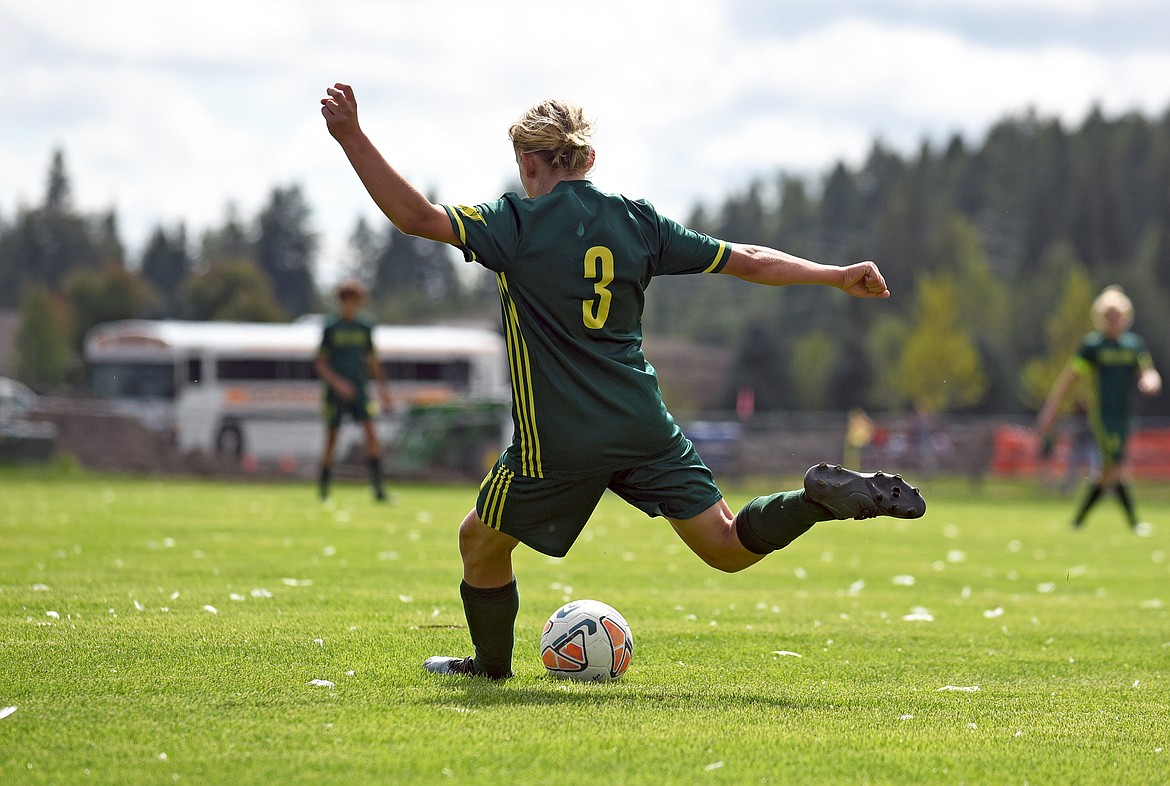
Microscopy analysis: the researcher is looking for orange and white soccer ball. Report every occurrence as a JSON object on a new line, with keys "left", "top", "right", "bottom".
{"left": 540, "top": 599, "right": 633, "bottom": 681}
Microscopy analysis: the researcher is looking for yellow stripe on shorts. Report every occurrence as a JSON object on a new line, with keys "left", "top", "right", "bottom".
{"left": 481, "top": 465, "right": 514, "bottom": 530}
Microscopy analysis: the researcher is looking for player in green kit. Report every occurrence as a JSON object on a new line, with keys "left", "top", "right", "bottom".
{"left": 321, "top": 83, "right": 925, "bottom": 680}
{"left": 1039, "top": 286, "right": 1162, "bottom": 533}
{"left": 315, "top": 280, "right": 393, "bottom": 501}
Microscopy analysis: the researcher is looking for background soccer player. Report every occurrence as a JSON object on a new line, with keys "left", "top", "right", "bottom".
{"left": 321, "top": 83, "right": 925, "bottom": 679}
{"left": 1038, "top": 285, "right": 1162, "bottom": 533}
{"left": 315, "top": 279, "right": 393, "bottom": 501}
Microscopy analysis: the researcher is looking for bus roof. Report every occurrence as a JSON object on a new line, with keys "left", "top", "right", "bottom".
{"left": 85, "top": 319, "right": 504, "bottom": 359}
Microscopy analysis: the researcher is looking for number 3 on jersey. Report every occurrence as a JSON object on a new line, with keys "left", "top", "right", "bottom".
{"left": 582, "top": 246, "right": 614, "bottom": 329}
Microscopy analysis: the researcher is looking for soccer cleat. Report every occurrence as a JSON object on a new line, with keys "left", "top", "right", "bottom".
{"left": 804, "top": 463, "right": 926, "bottom": 520}
{"left": 422, "top": 655, "right": 511, "bottom": 681}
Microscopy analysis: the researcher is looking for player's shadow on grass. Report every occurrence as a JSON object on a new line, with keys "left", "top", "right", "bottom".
{"left": 418, "top": 681, "right": 829, "bottom": 710}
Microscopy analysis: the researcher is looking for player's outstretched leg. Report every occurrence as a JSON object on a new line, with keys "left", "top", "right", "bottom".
{"left": 803, "top": 463, "right": 926, "bottom": 520}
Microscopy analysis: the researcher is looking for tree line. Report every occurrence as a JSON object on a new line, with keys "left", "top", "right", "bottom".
{"left": 0, "top": 151, "right": 493, "bottom": 387}
{"left": 3, "top": 103, "right": 1168, "bottom": 418}
{"left": 648, "top": 103, "right": 1170, "bottom": 417}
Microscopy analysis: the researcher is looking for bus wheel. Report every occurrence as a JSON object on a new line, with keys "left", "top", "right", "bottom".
{"left": 216, "top": 422, "right": 244, "bottom": 458}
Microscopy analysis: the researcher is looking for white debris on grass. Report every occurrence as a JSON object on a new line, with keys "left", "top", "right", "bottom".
{"left": 704, "top": 761, "right": 724, "bottom": 771}
{"left": 282, "top": 578, "right": 313, "bottom": 587}
{"left": 892, "top": 575, "right": 916, "bottom": 586}
{"left": 0, "top": 706, "right": 16, "bottom": 720}
{"left": 203, "top": 605, "right": 218, "bottom": 614}
{"left": 937, "top": 685, "right": 980, "bottom": 692}
{"left": 846, "top": 579, "right": 865, "bottom": 596}
{"left": 983, "top": 607, "right": 1004, "bottom": 619}
{"left": 250, "top": 588, "right": 272, "bottom": 598}
{"left": 903, "top": 608, "right": 934, "bottom": 622}
{"left": 1037, "top": 582, "right": 1056, "bottom": 594}
{"left": 307, "top": 679, "right": 335, "bottom": 688}
{"left": 32, "top": 584, "right": 49, "bottom": 592}
{"left": 45, "top": 611, "right": 60, "bottom": 619}
{"left": 946, "top": 550, "right": 967, "bottom": 563}
{"left": 398, "top": 595, "right": 413, "bottom": 603}
{"left": 772, "top": 651, "right": 803, "bottom": 658}
{"left": 898, "top": 714, "right": 914, "bottom": 720}
{"left": 1139, "top": 599, "right": 1163, "bottom": 609}
{"left": 229, "top": 593, "right": 245, "bottom": 602}
{"left": 313, "top": 638, "right": 324, "bottom": 647}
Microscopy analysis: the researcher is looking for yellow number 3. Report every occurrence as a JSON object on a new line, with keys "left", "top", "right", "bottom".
{"left": 582, "top": 246, "right": 614, "bottom": 330}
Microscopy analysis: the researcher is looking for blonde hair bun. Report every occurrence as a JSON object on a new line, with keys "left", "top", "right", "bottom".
{"left": 509, "top": 99, "right": 595, "bottom": 173}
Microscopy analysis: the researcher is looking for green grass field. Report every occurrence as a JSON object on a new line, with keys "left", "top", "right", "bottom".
{"left": 2, "top": 466, "right": 1169, "bottom": 785}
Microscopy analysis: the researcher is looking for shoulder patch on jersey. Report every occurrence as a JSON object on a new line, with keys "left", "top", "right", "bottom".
{"left": 455, "top": 204, "right": 487, "bottom": 225}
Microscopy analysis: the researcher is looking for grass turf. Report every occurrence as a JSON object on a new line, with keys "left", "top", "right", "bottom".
{"left": 1, "top": 467, "right": 1168, "bottom": 784}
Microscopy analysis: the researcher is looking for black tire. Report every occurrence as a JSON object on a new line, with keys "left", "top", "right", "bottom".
{"left": 215, "top": 422, "right": 244, "bottom": 458}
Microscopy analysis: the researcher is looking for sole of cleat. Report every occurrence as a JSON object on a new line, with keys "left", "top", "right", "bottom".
{"left": 804, "top": 463, "right": 926, "bottom": 520}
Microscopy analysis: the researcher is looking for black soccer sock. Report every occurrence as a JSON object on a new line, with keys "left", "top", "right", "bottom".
{"left": 368, "top": 456, "right": 385, "bottom": 499}
{"left": 318, "top": 465, "right": 331, "bottom": 500}
{"left": 1115, "top": 483, "right": 1138, "bottom": 526}
{"left": 460, "top": 578, "right": 518, "bottom": 679}
{"left": 1073, "top": 482, "right": 1105, "bottom": 526}
{"left": 734, "top": 490, "right": 828, "bottom": 555}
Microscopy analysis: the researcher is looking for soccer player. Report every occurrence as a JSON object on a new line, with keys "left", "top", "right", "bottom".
{"left": 1038, "top": 285, "right": 1162, "bottom": 533}
{"left": 321, "top": 83, "right": 925, "bottom": 679}
{"left": 315, "top": 279, "right": 393, "bottom": 501}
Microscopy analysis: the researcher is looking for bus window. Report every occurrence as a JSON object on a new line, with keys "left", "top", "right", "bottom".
{"left": 216, "top": 359, "right": 317, "bottom": 381}
{"left": 187, "top": 358, "right": 203, "bottom": 384}
{"left": 383, "top": 360, "right": 471, "bottom": 386}
{"left": 89, "top": 362, "right": 177, "bottom": 399}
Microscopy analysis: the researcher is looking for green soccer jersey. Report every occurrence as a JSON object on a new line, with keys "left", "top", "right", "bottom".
{"left": 1073, "top": 330, "right": 1151, "bottom": 428}
{"left": 444, "top": 180, "right": 729, "bottom": 477}
{"left": 318, "top": 316, "right": 375, "bottom": 396}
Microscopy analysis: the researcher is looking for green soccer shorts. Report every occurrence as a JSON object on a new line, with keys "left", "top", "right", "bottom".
{"left": 323, "top": 392, "right": 373, "bottom": 429}
{"left": 476, "top": 441, "right": 724, "bottom": 558}
{"left": 1092, "top": 417, "right": 1129, "bottom": 469}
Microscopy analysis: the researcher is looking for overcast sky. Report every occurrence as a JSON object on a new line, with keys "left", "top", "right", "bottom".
{"left": 4, "top": 0, "right": 1169, "bottom": 284}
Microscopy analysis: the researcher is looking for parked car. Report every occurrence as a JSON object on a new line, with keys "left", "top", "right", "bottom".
{"left": 0, "top": 377, "right": 57, "bottom": 462}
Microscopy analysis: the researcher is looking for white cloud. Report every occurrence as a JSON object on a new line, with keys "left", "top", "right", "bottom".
{"left": 2, "top": 0, "right": 1169, "bottom": 284}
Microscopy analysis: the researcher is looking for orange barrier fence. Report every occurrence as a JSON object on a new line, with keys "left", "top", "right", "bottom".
{"left": 992, "top": 425, "right": 1170, "bottom": 479}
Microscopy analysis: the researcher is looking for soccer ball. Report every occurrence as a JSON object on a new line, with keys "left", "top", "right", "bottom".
{"left": 540, "top": 599, "right": 633, "bottom": 681}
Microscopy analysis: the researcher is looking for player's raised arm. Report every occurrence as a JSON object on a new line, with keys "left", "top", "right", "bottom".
{"left": 321, "top": 83, "right": 458, "bottom": 246}
{"left": 720, "top": 244, "right": 891, "bottom": 298}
